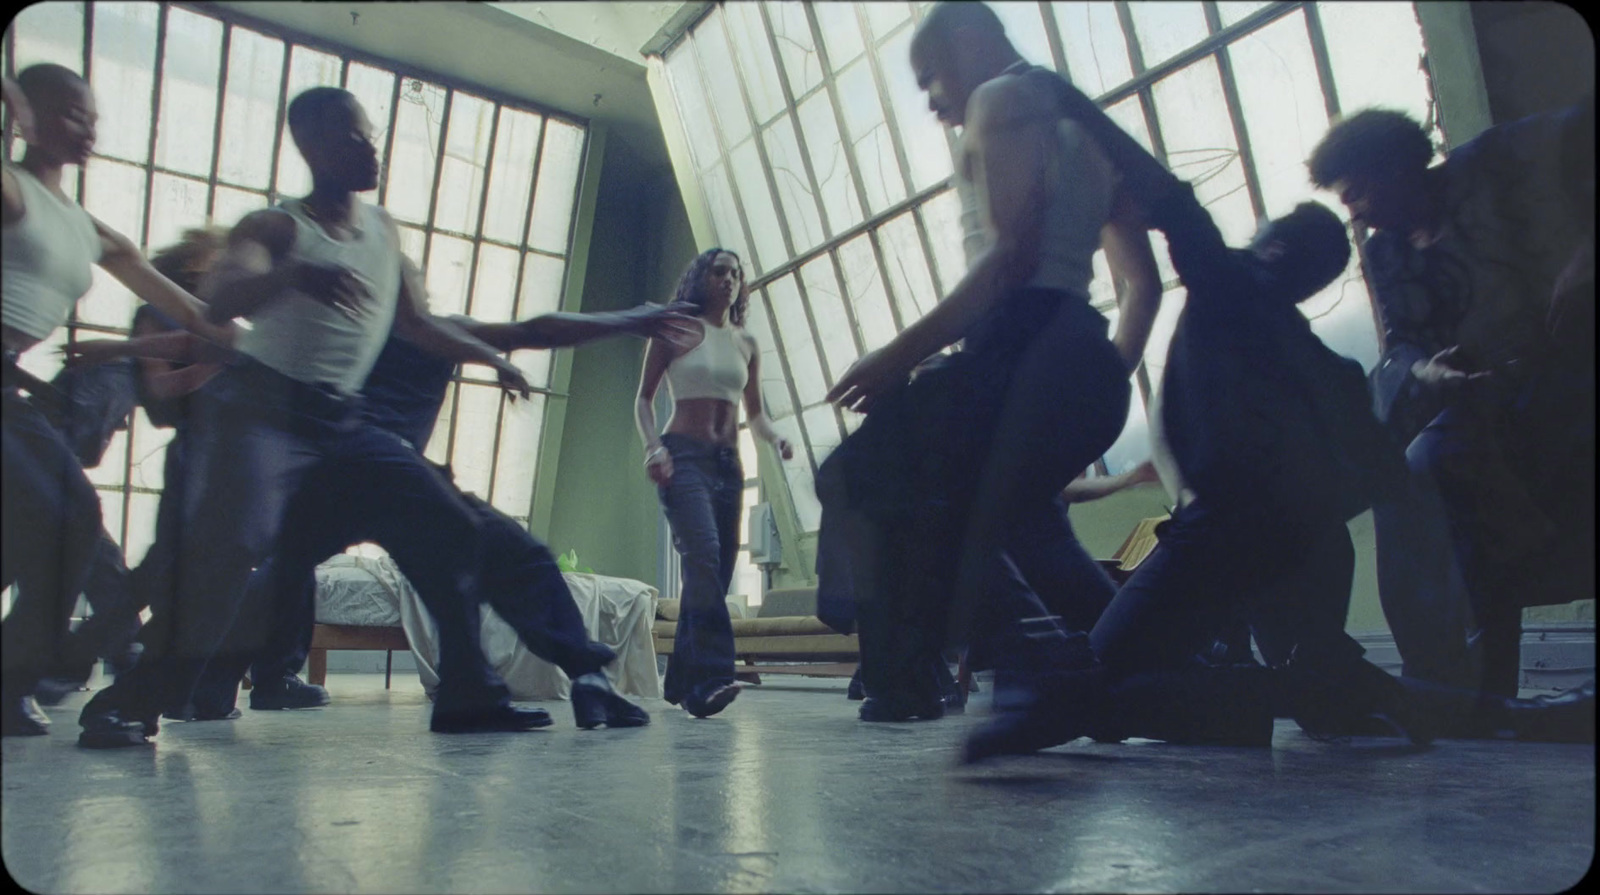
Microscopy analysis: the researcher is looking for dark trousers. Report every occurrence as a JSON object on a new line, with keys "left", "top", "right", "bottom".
{"left": 83, "top": 364, "right": 492, "bottom": 721}
{"left": 656, "top": 432, "right": 742, "bottom": 706}
{"left": 233, "top": 479, "right": 614, "bottom": 700}
{"left": 2, "top": 389, "right": 103, "bottom": 697}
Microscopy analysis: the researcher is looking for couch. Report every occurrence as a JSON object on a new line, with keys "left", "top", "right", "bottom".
{"left": 653, "top": 587, "right": 859, "bottom": 679}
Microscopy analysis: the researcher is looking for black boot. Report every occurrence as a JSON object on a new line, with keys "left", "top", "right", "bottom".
{"left": 963, "top": 630, "right": 1106, "bottom": 763}
{"left": 571, "top": 672, "right": 650, "bottom": 729}
{"left": 1287, "top": 650, "right": 1433, "bottom": 746}
{"left": 249, "top": 675, "right": 330, "bottom": 710}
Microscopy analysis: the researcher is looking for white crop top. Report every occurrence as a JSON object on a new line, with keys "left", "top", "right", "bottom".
{"left": 1, "top": 166, "right": 104, "bottom": 342}
{"left": 665, "top": 319, "right": 752, "bottom": 403}
{"left": 234, "top": 198, "right": 402, "bottom": 396}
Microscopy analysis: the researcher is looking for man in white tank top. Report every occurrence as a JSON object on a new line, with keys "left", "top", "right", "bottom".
{"left": 77, "top": 88, "right": 544, "bottom": 747}
{"left": 815, "top": 2, "right": 1158, "bottom": 724}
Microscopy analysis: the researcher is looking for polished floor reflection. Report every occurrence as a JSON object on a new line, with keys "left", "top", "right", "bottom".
{"left": 3, "top": 674, "right": 1592, "bottom": 894}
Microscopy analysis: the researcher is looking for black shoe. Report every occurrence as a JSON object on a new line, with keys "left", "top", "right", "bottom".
{"left": 961, "top": 665, "right": 1107, "bottom": 764}
{"left": 684, "top": 682, "right": 740, "bottom": 719}
{"left": 1288, "top": 651, "right": 1434, "bottom": 746}
{"left": 1501, "top": 681, "right": 1596, "bottom": 743}
{"left": 2, "top": 695, "right": 52, "bottom": 737}
{"left": 430, "top": 704, "right": 554, "bottom": 734}
{"left": 846, "top": 671, "right": 866, "bottom": 701}
{"left": 858, "top": 692, "right": 945, "bottom": 722}
{"left": 249, "top": 676, "right": 330, "bottom": 711}
{"left": 571, "top": 673, "right": 650, "bottom": 729}
{"left": 78, "top": 708, "right": 154, "bottom": 748}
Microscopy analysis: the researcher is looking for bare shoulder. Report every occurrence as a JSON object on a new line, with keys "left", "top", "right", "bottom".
{"left": 230, "top": 208, "right": 295, "bottom": 258}
{"left": 969, "top": 73, "right": 1057, "bottom": 135}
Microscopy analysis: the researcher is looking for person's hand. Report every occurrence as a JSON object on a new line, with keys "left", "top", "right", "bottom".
{"left": 644, "top": 444, "right": 674, "bottom": 487}
{"left": 292, "top": 260, "right": 369, "bottom": 317}
{"left": 1411, "top": 346, "right": 1489, "bottom": 394}
{"left": 491, "top": 358, "right": 532, "bottom": 401}
{"left": 2, "top": 76, "right": 36, "bottom": 144}
{"left": 631, "top": 303, "right": 701, "bottom": 350}
{"left": 60, "top": 339, "right": 128, "bottom": 368}
{"left": 775, "top": 438, "right": 794, "bottom": 461}
{"left": 826, "top": 345, "right": 914, "bottom": 414}
{"left": 1129, "top": 459, "right": 1159, "bottom": 485}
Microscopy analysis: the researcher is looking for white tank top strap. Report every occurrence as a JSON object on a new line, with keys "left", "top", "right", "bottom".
{"left": 664, "top": 318, "right": 751, "bottom": 404}
{"left": 1, "top": 166, "right": 104, "bottom": 342}
{"left": 233, "top": 198, "right": 403, "bottom": 395}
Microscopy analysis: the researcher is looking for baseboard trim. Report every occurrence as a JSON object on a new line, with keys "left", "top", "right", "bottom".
{"left": 1352, "top": 623, "right": 1596, "bottom": 690}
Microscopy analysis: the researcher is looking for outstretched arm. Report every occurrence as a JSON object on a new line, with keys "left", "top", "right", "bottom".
{"left": 93, "top": 219, "right": 237, "bottom": 345}
{"left": 66, "top": 331, "right": 234, "bottom": 366}
{"left": 460, "top": 303, "right": 699, "bottom": 352}
{"left": 391, "top": 256, "right": 531, "bottom": 399}
{"left": 1061, "top": 460, "right": 1158, "bottom": 503}
{"left": 635, "top": 336, "right": 675, "bottom": 486}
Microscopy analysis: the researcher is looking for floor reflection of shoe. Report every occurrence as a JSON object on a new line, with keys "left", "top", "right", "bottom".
{"left": 858, "top": 693, "right": 945, "bottom": 722}
{"left": 1507, "top": 680, "right": 1596, "bottom": 743}
{"left": 684, "top": 682, "right": 740, "bottom": 719}
{"left": 78, "top": 708, "right": 154, "bottom": 748}
{"left": 2, "top": 695, "right": 52, "bottom": 737}
{"left": 846, "top": 672, "right": 866, "bottom": 701}
{"left": 430, "top": 704, "right": 554, "bottom": 733}
{"left": 165, "top": 704, "right": 243, "bottom": 722}
{"left": 32, "top": 677, "right": 90, "bottom": 708}
{"left": 571, "top": 673, "right": 650, "bottom": 729}
{"left": 249, "top": 676, "right": 331, "bottom": 711}
{"left": 962, "top": 704, "right": 1085, "bottom": 764}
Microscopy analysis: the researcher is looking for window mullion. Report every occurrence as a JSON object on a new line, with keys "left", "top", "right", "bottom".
{"left": 854, "top": 4, "right": 919, "bottom": 212}
{"left": 471, "top": 105, "right": 509, "bottom": 503}
{"left": 506, "top": 114, "right": 549, "bottom": 318}
{"left": 753, "top": 287, "right": 813, "bottom": 472}
{"left": 417, "top": 85, "right": 454, "bottom": 282}
{"left": 1038, "top": 1, "right": 1073, "bottom": 79}
{"left": 138, "top": 3, "right": 169, "bottom": 253}
{"left": 756, "top": 0, "right": 839, "bottom": 245}
{"left": 1202, "top": 2, "right": 1268, "bottom": 224}
{"left": 801, "top": 2, "right": 876, "bottom": 232}
{"left": 263, "top": 30, "right": 293, "bottom": 205}
{"left": 203, "top": 23, "right": 232, "bottom": 220}
{"left": 374, "top": 73, "right": 403, "bottom": 208}
{"left": 682, "top": 36, "right": 762, "bottom": 272}
{"left": 710, "top": 5, "right": 799, "bottom": 264}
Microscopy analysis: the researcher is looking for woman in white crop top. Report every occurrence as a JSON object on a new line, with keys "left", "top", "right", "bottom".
{"left": 634, "top": 248, "right": 792, "bottom": 718}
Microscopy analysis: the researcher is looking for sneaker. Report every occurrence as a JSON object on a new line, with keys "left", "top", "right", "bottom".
{"left": 249, "top": 676, "right": 330, "bottom": 711}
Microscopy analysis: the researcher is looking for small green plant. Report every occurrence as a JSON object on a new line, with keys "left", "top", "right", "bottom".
{"left": 556, "top": 549, "right": 594, "bottom": 574}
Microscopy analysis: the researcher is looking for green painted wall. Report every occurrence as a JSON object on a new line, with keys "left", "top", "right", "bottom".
{"left": 541, "top": 136, "right": 698, "bottom": 589}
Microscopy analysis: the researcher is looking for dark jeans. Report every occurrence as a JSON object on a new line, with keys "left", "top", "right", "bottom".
{"left": 83, "top": 363, "right": 493, "bottom": 721}
{"left": 232, "top": 477, "right": 614, "bottom": 701}
{"left": 819, "top": 294, "right": 1130, "bottom": 701}
{"left": 2, "top": 388, "right": 103, "bottom": 698}
{"left": 656, "top": 432, "right": 742, "bottom": 706}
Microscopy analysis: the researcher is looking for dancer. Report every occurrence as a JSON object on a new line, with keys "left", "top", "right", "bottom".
{"left": 73, "top": 86, "right": 538, "bottom": 747}
{"left": 814, "top": 2, "right": 1146, "bottom": 722}
{"left": 635, "top": 248, "right": 792, "bottom": 718}
{"left": 2, "top": 65, "right": 229, "bottom": 737}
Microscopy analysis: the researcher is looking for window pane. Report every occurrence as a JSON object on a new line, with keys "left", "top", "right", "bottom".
{"left": 1127, "top": 1, "right": 1210, "bottom": 69}
{"left": 765, "top": 275, "right": 828, "bottom": 405}
{"left": 433, "top": 93, "right": 495, "bottom": 237}
{"left": 385, "top": 77, "right": 446, "bottom": 225}
{"left": 211, "top": 185, "right": 269, "bottom": 230}
{"left": 877, "top": 211, "right": 938, "bottom": 325}
{"left": 813, "top": 0, "right": 864, "bottom": 71}
{"left": 96, "top": 491, "right": 126, "bottom": 547}
{"left": 665, "top": 42, "right": 721, "bottom": 171}
{"left": 89, "top": 2, "right": 158, "bottom": 164}
{"left": 745, "top": 292, "right": 793, "bottom": 419}
{"left": 1230, "top": 11, "right": 1331, "bottom": 219}
{"left": 470, "top": 243, "right": 519, "bottom": 322}
{"left": 728, "top": 139, "right": 786, "bottom": 273}
{"left": 762, "top": 115, "right": 826, "bottom": 254}
{"left": 527, "top": 119, "right": 584, "bottom": 255}
{"left": 397, "top": 224, "right": 425, "bottom": 267}
{"left": 147, "top": 173, "right": 209, "bottom": 257}
{"left": 1149, "top": 57, "right": 1257, "bottom": 247}
{"left": 8, "top": 2, "right": 84, "bottom": 72}
{"left": 482, "top": 108, "right": 543, "bottom": 244}
{"left": 217, "top": 28, "right": 285, "bottom": 190}
{"left": 128, "top": 408, "right": 173, "bottom": 491}
{"left": 86, "top": 432, "right": 127, "bottom": 487}
{"left": 124, "top": 491, "right": 161, "bottom": 570}
{"left": 797, "top": 89, "right": 862, "bottom": 234}
{"left": 916, "top": 189, "right": 967, "bottom": 301}
{"left": 701, "top": 161, "right": 752, "bottom": 264}
{"left": 835, "top": 236, "right": 897, "bottom": 351}
{"left": 273, "top": 46, "right": 342, "bottom": 199}
{"left": 1316, "top": 2, "right": 1435, "bottom": 141}
{"left": 798, "top": 256, "right": 858, "bottom": 380}
{"left": 990, "top": 2, "right": 1055, "bottom": 69}
{"left": 15, "top": 327, "right": 67, "bottom": 382}
{"left": 800, "top": 403, "right": 843, "bottom": 468}
{"left": 152, "top": 7, "right": 222, "bottom": 178}
{"left": 424, "top": 234, "right": 474, "bottom": 317}
{"left": 449, "top": 384, "right": 501, "bottom": 499}
{"left": 723, "top": 0, "right": 786, "bottom": 126}
{"left": 491, "top": 393, "right": 545, "bottom": 519}
{"left": 863, "top": 2, "right": 912, "bottom": 41}
{"left": 1105, "top": 95, "right": 1156, "bottom": 155}
{"left": 695, "top": 8, "right": 753, "bottom": 148}
{"left": 1053, "top": 1, "right": 1133, "bottom": 97}
{"left": 878, "top": 26, "right": 953, "bottom": 192}
{"left": 518, "top": 252, "right": 566, "bottom": 320}
{"left": 343, "top": 62, "right": 396, "bottom": 160}
{"left": 773, "top": 416, "right": 822, "bottom": 529}
{"left": 1140, "top": 289, "right": 1187, "bottom": 386}
{"left": 739, "top": 427, "right": 759, "bottom": 479}
{"left": 1217, "top": 1, "right": 1271, "bottom": 27}
{"left": 1302, "top": 246, "right": 1380, "bottom": 371}
{"left": 77, "top": 159, "right": 146, "bottom": 328}
{"left": 767, "top": 1, "right": 824, "bottom": 98}
{"left": 836, "top": 60, "right": 905, "bottom": 214}
{"left": 424, "top": 385, "right": 456, "bottom": 464}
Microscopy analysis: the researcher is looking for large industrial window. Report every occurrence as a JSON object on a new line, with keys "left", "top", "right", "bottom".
{"left": 2, "top": 2, "right": 589, "bottom": 570}
{"left": 655, "top": 1, "right": 1440, "bottom": 534}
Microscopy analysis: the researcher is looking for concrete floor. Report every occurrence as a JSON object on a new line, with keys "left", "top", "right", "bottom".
{"left": 2, "top": 674, "right": 1592, "bottom": 894}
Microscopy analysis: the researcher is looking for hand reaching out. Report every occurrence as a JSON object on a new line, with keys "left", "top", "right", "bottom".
{"left": 293, "top": 260, "right": 369, "bottom": 318}
{"left": 632, "top": 302, "right": 702, "bottom": 351}
{"left": 826, "top": 346, "right": 914, "bottom": 414}
{"left": 1, "top": 76, "right": 36, "bottom": 144}
{"left": 1411, "top": 346, "right": 1490, "bottom": 395}
{"left": 60, "top": 339, "right": 129, "bottom": 368}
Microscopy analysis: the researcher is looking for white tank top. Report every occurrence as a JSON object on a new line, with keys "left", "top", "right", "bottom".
{"left": 665, "top": 318, "right": 751, "bottom": 403}
{"left": 954, "top": 112, "right": 1116, "bottom": 297}
{"left": 1, "top": 166, "right": 104, "bottom": 342}
{"left": 235, "top": 199, "right": 402, "bottom": 396}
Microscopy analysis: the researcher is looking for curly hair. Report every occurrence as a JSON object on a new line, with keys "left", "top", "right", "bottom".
{"left": 1308, "top": 108, "right": 1435, "bottom": 189}
{"left": 134, "top": 226, "right": 229, "bottom": 331}
{"left": 670, "top": 247, "right": 748, "bottom": 326}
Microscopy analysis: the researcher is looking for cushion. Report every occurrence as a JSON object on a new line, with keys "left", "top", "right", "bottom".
{"left": 758, "top": 587, "right": 819, "bottom": 618}
{"left": 657, "top": 598, "right": 680, "bottom": 621}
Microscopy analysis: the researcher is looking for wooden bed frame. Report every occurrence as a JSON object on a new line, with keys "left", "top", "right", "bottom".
{"left": 305, "top": 624, "right": 411, "bottom": 689}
